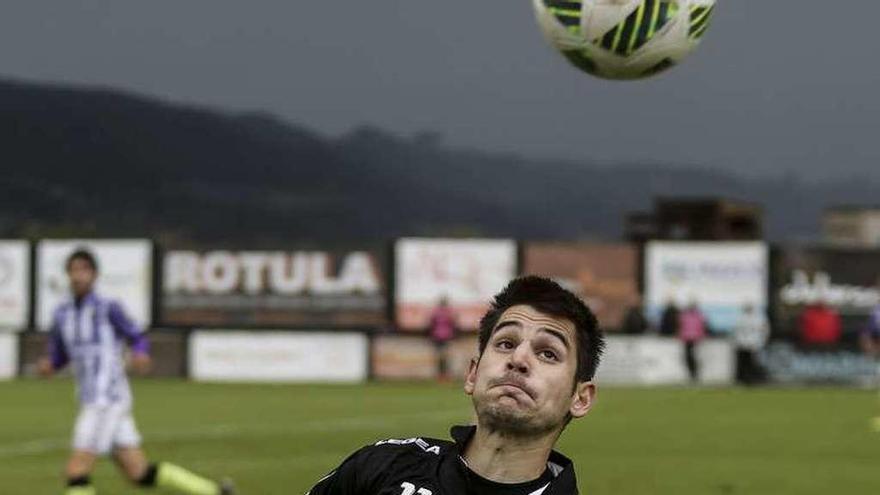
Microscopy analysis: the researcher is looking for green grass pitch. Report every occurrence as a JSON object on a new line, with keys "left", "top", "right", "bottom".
{"left": 0, "top": 380, "right": 877, "bottom": 494}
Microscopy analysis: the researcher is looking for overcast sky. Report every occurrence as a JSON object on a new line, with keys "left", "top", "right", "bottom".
{"left": 1, "top": 1, "right": 877, "bottom": 180}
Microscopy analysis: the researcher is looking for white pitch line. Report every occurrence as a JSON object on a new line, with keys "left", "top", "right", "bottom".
{"left": 0, "top": 438, "right": 68, "bottom": 458}
{"left": 0, "top": 408, "right": 466, "bottom": 459}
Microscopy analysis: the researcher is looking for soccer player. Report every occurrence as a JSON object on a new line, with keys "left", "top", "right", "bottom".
{"left": 860, "top": 303, "right": 880, "bottom": 432}
{"left": 309, "top": 276, "right": 604, "bottom": 494}
{"left": 37, "top": 248, "right": 234, "bottom": 495}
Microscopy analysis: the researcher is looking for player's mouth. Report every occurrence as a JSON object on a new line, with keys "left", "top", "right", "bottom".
{"left": 490, "top": 377, "right": 535, "bottom": 402}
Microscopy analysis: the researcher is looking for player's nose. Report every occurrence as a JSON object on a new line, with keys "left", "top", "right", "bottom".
{"left": 506, "top": 343, "right": 530, "bottom": 375}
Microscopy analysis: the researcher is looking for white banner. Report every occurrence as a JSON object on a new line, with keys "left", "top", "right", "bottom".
{"left": 0, "top": 241, "right": 30, "bottom": 331}
{"left": 189, "top": 331, "right": 368, "bottom": 383}
{"left": 395, "top": 238, "right": 517, "bottom": 331}
{"left": 596, "top": 336, "right": 734, "bottom": 386}
{"left": 0, "top": 333, "right": 18, "bottom": 379}
{"left": 645, "top": 241, "right": 768, "bottom": 333}
{"left": 36, "top": 240, "right": 153, "bottom": 330}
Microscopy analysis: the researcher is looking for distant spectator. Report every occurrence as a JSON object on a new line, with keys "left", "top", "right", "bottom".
{"left": 862, "top": 303, "right": 880, "bottom": 432}
{"left": 799, "top": 301, "right": 842, "bottom": 347}
{"left": 429, "top": 297, "right": 458, "bottom": 381}
{"left": 860, "top": 304, "right": 880, "bottom": 357}
{"left": 621, "top": 301, "right": 649, "bottom": 335}
{"left": 678, "top": 301, "right": 708, "bottom": 383}
{"left": 733, "top": 303, "right": 770, "bottom": 385}
{"left": 660, "top": 299, "right": 680, "bottom": 336}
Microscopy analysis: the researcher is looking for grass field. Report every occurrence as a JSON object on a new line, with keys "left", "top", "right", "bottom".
{"left": 0, "top": 379, "right": 877, "bottom": 495}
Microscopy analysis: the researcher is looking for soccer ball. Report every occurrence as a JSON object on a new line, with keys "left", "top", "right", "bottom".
{"left": 532, "top": 0, "right": 716, "bottom": 80}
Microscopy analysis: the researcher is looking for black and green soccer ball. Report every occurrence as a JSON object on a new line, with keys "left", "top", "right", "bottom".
{"left": 533, "top": 0, "right": 716, "bottom": 80}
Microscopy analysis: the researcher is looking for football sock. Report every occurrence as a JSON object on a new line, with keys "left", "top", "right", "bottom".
{"left": 155, "top": 462, "right": 220, "bottom": 495}
{"left": 137, "top": 463, "right": 159, "bottom": 487}
{"left": 65, "top": 476, "right": 96, "bottom": 495}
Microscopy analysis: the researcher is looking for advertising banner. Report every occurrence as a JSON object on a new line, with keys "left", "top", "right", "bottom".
{"left": 395, "top": 239, "right": 517, "bottom": 331}
{"left": 36, "top": 240, "right": 153, "bottom": 330}
{"left": 645, "top": 242, "right": 768, "bottom": 333}
{"left": 162, "top": 249, "right": 387, "bottom": 327}
{"left": 372, "top": 335, "right": 437, "bottom": 380}
{"left": 772, "top": 246, "right": 880, "bottom": 341}
{"left": 372, "top": 335, "right": 479, "bottom": 380}
{"left": 523, "top": 242, "right": 639, "bottom": 331}
{"left": 0, "top": 241, "right": 30, "bottom": 331}
{"left": 759, "top": 342, "right": 877, "bottom": 384}
{"left": 189, "top": 331, "right": 368, "bottom": 382}
{"left": 0, "top": 333, "right": 17, "bottom": 379}
{"left": 596, "top": 336, "right": 734, "bottom": 385}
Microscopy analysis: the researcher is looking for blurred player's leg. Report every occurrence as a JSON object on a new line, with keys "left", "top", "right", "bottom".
{"left": 112, "top": 447, "right": 149, "bottom": 483}
{"left": 874, "top": 360, "right": 880, "bottom": 432}
{"left": 64, "top": 450, "right": 97, "bottom": 495}
{"left": 115, "top": 447, "right": 231, "bottom": 495}
{"left": 154, "top": 461, "right": 226, "bottom": 495}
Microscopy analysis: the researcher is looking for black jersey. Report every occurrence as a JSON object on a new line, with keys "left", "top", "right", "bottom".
{"left": 308, "top": 425, "right": 579, "bottom": 495}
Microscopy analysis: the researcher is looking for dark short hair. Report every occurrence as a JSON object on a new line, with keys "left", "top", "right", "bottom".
{"left": 478, "top": 276, "right": 604, "bottom": 383}
{"left": 65, "top": 248, "right": 99, "bottom": 273}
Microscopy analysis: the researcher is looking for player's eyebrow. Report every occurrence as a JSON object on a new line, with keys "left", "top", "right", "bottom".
{"left": 492, "top": 320, "right": 571, "bottom": 350}
{"left": 538, "top": 327, "right": 571, "bottom": 350}
{"left": 492, "top": 320, "right": 522, "bottom": 334}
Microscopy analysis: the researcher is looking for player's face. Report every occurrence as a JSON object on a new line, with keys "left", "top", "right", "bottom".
{"left": 67, "top": 259, "right": 96, "bottom": 298}
{"left": 465, "top": 305, "right": 595, "bottom": 437}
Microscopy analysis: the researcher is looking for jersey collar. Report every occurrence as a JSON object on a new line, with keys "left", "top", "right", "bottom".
{"left": 73, "top": 290, "right": 98, "bottom": 308}
{"left": 448, "top": 425, "right": 579, "bottom": 493}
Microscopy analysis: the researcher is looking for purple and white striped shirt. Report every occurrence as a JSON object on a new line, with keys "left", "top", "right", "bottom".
{"left": 47, "top": 292, "right": 149, "bottom": 406}
{"left": 866, "top": 306, "right": 880, "bottom": 338}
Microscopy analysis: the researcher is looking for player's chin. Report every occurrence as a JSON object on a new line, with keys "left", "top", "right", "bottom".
{"left": 480, "top": 402, "right": 550, "bottom": 434}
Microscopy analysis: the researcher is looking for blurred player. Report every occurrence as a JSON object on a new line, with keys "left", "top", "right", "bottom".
{"left": 860, "top": 302, "right": 880, "bottom": 432}
{"left": 309, "top": 276, "right": 604, "bottom": 493}
{"left": 37, "top": 248, "right": 235, "bottom": 495}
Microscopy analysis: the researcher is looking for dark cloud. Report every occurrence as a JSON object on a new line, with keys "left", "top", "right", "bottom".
{"left": 0, "top": 1, "right": 876, "bottom": 179}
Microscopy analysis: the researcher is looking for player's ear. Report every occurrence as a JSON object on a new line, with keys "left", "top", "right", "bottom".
{"left": 569, "top": 381, "right": 596, "bottom": 419}
{"left": 463, "top": 358, "right": 479, "bottom": 395}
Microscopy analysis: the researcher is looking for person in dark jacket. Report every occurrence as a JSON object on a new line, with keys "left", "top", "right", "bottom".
{"left": 309, "top": 276, "right": 605, "bottom": 494}
{"left": 659, "top": 298, "right": 680, "bottom": 336}
{"left": 621, "top": 300, "right": 649, "bottom": 335}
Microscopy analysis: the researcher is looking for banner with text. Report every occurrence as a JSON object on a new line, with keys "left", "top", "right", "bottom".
{"left": 759, "top": 342, "right": 877, "bottom": 384}
{"left": 36, "top": 240, "right": 152, "bottom": 330}
{"left": 162, "top": 249, "right": 387, "bottom": 327}
{"left": 772, "top": 246, "right": 880, "bottom": 341}
{"left": 0, "top": 241, "right": 30, "bottom": 331}
{"left": 645, "top": 242, "right": 768, "bottom": 333}
{"left": 395, "top": 239, "right": 517, "bottom": 331}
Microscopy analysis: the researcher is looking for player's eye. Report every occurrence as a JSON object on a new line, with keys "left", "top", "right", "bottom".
{"left": 495, "top": 339, "right": 515, "bottom": 350}
{"left": 539, "top": 349, "right": 559, "bottom": 362}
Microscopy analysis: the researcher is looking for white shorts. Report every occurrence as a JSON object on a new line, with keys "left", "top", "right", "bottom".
{"left": 72, "top": 403, "right": 142, "bottom": 455}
